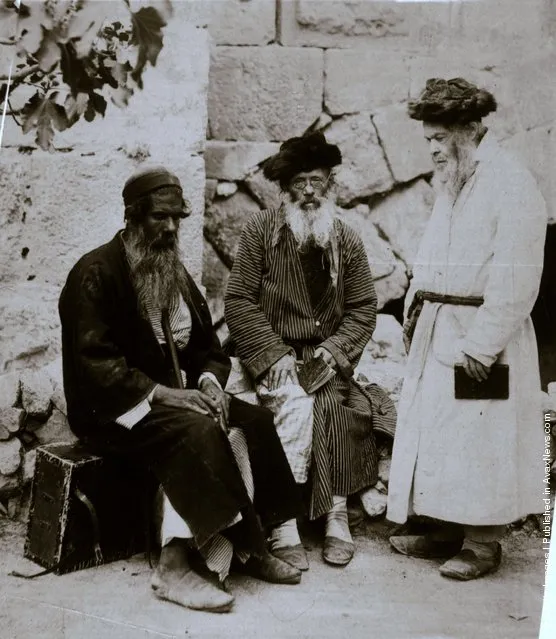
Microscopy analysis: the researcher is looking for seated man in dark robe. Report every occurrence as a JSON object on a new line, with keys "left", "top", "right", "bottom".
{"left": 58, "top": 165, "right": 303, "bottom": 614}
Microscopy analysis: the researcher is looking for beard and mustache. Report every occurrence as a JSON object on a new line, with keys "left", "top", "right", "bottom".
{"left": 123, "top": 222, "right": 190, "bottom": 316}
{"left": 284, "top": 189, "right": 338, "bottom": 251}
{"left": 431, "top": 133, "right": 479, "bottom": 204}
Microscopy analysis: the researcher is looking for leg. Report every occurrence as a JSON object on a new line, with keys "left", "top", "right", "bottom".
{"left": 254, "top": 384, "right": 313, "bottom": 571}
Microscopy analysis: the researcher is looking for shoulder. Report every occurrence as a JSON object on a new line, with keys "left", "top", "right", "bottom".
{"left": 335, "top": 218, "right": 365, "bottom": 251}
{"left": 63, "top": 234, "right": 122, "bottom": 296}
{"left": 238, "top": 208, "right": 281, "bottom": 246}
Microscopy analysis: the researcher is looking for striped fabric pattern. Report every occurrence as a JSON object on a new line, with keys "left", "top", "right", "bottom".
{"left": 225, "top": 207, "right": 380, "bottom": 520}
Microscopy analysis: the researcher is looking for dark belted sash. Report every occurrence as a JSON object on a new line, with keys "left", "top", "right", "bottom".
{"left": 403, "top": 290, "right": 484, "bottom": 353}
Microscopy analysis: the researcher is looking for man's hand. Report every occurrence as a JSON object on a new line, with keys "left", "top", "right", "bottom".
{"left": 264, "top": 354, "right": 298, "bottom": 391}
{"left": 152, "top": 386, "right": 220, "bottom": 420}
{"left": 199, "top": 377, "right": 231, "bottom": 432}
{"left": 314, "top": 346, "right": 337, "bottom": 369}
{"left": 462, "top": 354, "right": 491, "bottom": 382}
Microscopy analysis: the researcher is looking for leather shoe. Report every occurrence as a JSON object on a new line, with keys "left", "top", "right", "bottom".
{"left": 439, "top": 543, "right": 502, "bottom": 580}
{"left": 323, "top": 536, "right": 354, "bottom": 566}
{"left": 271, "top": 544, "right": 309, "bottom": 571}
{"left": 243, "top": 553, "right": 302, "bottom": 584}
{"left": 151, "top": 569, "right": 234, "bottom": 613}
{"left": 389, "top": 534, "right": 463, "bottom": 559}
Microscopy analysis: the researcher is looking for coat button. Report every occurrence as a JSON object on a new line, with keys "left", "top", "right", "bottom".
{"left": 315, "top": 320, "right": 321, "bottom": 327}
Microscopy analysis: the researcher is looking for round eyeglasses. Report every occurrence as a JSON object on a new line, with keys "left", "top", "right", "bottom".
{"left": 290, "top": 176, "right": 329, "bottom": 191}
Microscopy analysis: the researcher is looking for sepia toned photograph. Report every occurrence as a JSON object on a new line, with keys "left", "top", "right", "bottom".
{"left": 0, "top": 1, "right": 554, "bottom": 637}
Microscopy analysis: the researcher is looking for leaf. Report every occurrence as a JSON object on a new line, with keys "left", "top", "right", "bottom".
{"left": 129, "top": 6, "right": 167, "bottom": 89}
{"left": 59, "top": 41, "right": 91, "bottom": 97}
{"left": 35, "top": 26, "right": 62, "bottom": 72}
{"left": 64, "top": 91, "right": 89, "bottom": 121}
{"left": 20, "top": 91, "right": 70, "bottom": 151}
{"left": 111, "top": 84, "right": 133, "bottom": 109}
{"left": 90, "top": 91, "right": 106, "bottom": 117}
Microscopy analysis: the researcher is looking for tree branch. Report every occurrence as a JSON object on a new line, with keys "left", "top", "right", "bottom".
{"left": 0, "top": 64, "right": 41, "bottom": 83}
{"left": 0, "top": 37, "right": 16, "bottom": 46}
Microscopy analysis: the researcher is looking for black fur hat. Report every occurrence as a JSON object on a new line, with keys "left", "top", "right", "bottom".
{"left": 408, "top": 78, "right": 497, "bottom": 125}
{"left": 261, "top": 132, "right": 342, "bottom": 188}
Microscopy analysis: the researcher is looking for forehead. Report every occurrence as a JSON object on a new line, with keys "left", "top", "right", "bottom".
{"left": 291, "top": 167, "right": 329, "bottom": 180}
{"left": 423, "top": 122, "right": 452, "bottom": 139}
{"left": 147, "top": 188, "right": 185, "bottom": 214}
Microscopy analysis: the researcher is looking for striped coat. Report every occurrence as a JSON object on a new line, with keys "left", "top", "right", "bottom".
{"left": 225, "top": 207, "right": 379, "bottom": 519}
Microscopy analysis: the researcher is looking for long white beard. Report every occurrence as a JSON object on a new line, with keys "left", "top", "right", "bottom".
{"left": 432, "top": 139, "right": 478, "bottom": 205}
{"left": 284, "top": 195, "right": 337, "bottom": 250}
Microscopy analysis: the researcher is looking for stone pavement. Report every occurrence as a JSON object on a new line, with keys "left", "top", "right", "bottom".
{"left": 0, "top": 519, "right": 546, "bottom": 639}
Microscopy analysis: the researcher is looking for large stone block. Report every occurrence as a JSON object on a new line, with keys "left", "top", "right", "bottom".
{"left": 504, "top": 126, "right": 555, "bottom": 224}
{"left": 205, "top": 142, "right": 279, "bottom": 181}
{"left": 203, "top": 0, "right": 276, "bottom": 45}
{"left": 373, "top": 105, "right": 432, "bottom": 183}
{"left": 204, "top": 190, "right": 261, "bottom": 267}
{"left": 324, "top": 115, "right": 394, "bottom": 205}
{"left": 34, "top": 408, "right": 75, "bottom": 446}
{"left": 507, "top": 52, "right": 556, "bottom": 133}
{"left": 202, "top": 240, "right": 231, "bottom": 326}
{"left": 0, "top": 371, "right": 21, "bottom": 409}
{"left": 245, "top": 169, "right": 283, "bottom": 211}
{"left": 339, "top": 208, "right": 408, "bottom": 310}
{"left": 281, "top": 0, "right": 452, "bottom": 51}
{"left": 0, "top": 408, "right": 25, "bottom": 436}
{"left": 20, "top": 369, "right": 54, "bottom": 419}
{"left": 209, "top": 46, "right": 324, "bottom": 141}
{"left": 369, "top": 180, "right": 435, "bottom": 269}
{"left": 325, "top": 49, "right": 409, "bottom": 116}
{"left": 458, "top": 0, "right": 549, "bottom": 61}
{"left": 0, "top": 437, "right": 22, "bottom": 476}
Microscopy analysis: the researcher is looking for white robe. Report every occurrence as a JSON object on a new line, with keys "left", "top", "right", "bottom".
{"left": 387, "top": 132, "right": 548, "bottom": 526}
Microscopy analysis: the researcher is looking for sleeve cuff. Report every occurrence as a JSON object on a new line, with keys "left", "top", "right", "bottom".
{"left": 246, "top": 343, "right": 294, "bottom": 380}
{"left": 199, "top": 372, "right": 222, "bottom": 390}
{"left": 461, "top": 343, "right": 497, "bottom": 368}
{"left": 320, "top": 339, "right": 354, "bottom": 379}
{"left": 115, "top": 397, "right": 153, "bottom": 429}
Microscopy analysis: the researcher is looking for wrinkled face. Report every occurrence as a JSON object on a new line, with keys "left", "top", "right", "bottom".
{"left": 142, "top": 189, "right": 188, "bottom": 249}
{"left": 423, "top": 122, "right": 457, "bottom": 177}
{"left": 288, "top": 167, "right": 330, "bottom": 211}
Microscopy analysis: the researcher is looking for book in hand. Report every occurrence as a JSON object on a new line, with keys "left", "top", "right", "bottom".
{"left": 297, "top": 356, "right": 336, "bottom": 394}
{"left": 454, "top": 363, "right": 509, "bottom": 400}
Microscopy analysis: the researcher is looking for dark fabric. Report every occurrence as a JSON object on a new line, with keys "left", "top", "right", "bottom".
{"left": 403, "top": 290, "right": 484, "bottom": 353}
{"left": 298, "top": 244, "right": 331, "bottom": 311}
{"left": 122, "top": 166, "right": 181, "bottom": 205}
{"left": 84, "top": 397, "right": 303, "bottom": 551}
{"left": 261, "top": 132, "right": 341, "bottom": 186}
{"left": 58, "top": 232, "right": 230, "bottom": 437}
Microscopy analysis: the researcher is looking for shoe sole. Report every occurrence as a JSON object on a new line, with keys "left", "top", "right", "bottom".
{"left": 152, "top": 588, "right": 234, "bottom": 613}
{"left": 439, "top": 563, "right": 500, "bottom": 581}
{"left": 389, "top": 538, "right": 463, "bottom": 559}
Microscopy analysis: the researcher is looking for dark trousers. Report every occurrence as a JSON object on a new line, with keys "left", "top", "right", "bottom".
{"left": 84, "top": 397, "right": 303, "bottom": 553}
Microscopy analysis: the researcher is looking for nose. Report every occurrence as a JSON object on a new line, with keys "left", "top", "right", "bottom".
{"left": 303, "top": 182, "right": 314, "bottom": 195}
{"left": 429, "top": 139, "right": 441, "bottom": 157}
{"left": 164, "top": 217, "right": 177, "bottom": 233}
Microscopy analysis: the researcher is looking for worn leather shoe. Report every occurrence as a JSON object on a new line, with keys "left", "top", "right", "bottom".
{"left": 243, "top": 553, "right": 302, "bottom": 584}
{"left": 151, "top": 569, "right": 234, "bottom": 613}
{"left": 389, "top": 534, "right": 463, "bottom": 559}
{"left": 271, "top": 544, "right": 309, "bottom": 571}
{"left": 439, "top": 543, "right": 502, "bottom": 580}
{"left": 323, "top": 536, "right": 355, "bottom": 566}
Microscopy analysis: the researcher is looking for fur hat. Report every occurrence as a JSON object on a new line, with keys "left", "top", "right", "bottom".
{"left": 408, "top": 78, "right": 497, "bottom": 125}
{"left": 261, "top": 132, "right": 342, "bottom": 187}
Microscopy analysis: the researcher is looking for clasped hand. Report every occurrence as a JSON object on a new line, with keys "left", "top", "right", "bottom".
{"left": 264, "top": 347, "right": 337, "bottom": 391}
{"left": 462, "top": 353, "right": 491, "bottom": 382}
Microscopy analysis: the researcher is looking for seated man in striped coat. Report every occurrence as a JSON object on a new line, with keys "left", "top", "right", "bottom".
{"left": 225, "top": 132, "right": 383, "bottom": 570}
{"left": 59, "top": 166, "right": 303, "bottom": 614}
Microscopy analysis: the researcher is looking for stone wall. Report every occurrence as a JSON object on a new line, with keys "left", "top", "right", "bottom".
{"left": 202, "top": 0, "right": 556, "bottom": 342}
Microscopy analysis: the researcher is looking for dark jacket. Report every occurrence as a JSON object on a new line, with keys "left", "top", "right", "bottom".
{"left": 59, "top": 233, "right": 230, "bottom": 437}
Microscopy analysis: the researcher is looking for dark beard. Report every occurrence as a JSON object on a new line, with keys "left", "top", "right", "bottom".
{"left": 123, "top": 225, "right": 190, "bottom": 316}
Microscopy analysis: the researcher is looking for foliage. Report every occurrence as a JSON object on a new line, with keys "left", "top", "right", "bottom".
{"left": 0, "top": 0, "right": 173, "bottom": 151}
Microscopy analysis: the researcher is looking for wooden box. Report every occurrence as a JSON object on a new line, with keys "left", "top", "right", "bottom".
{"left": 25, "top": 442, "right": 155, "bottom": 574}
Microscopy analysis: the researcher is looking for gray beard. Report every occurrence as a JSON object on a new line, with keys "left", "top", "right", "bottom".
{"left": 284, "top": 194, "right": 337, "bottom": 251}
{"left": 432, "top": 140, "right": 478, "bottom": 205}
{"left": 123, "top": 226, "right": 190, "bottom": 316}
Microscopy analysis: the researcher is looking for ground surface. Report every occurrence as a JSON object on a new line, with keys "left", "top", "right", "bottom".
{"left": 0, "top": 518, "right": 547, "bottom": 639}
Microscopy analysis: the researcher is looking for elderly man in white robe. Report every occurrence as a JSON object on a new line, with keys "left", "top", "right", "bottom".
{"left": 387, "top": 78, "right": 547, "bottom": 580}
